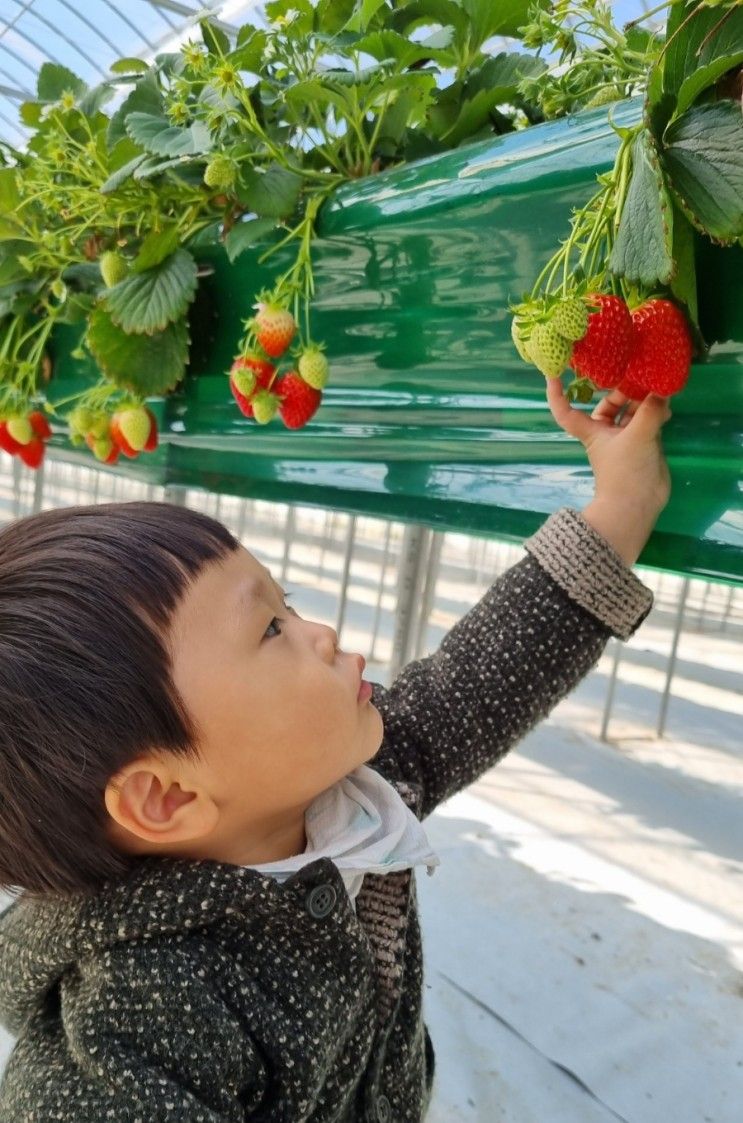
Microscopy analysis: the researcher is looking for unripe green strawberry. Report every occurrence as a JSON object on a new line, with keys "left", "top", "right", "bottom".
{"left": 99, "top": 251, "right": 128, "bottom": 288}
{"left": 251, "top": 389, "right": 280, "bottom": 425}
{"left": 298, "top": 348, "right": 328, "bottom": 389}
{"left": 586, "top": 86, "right": 622, "bottom": 108}
{"left": 93, "top": 436, "right": 115, "bottom": 461}
{"left": 69, "top": 406, "right": 95, "bottom": 434}
{"left": 529, "top": 322, "right": 571, "bottom": 378}
{"left": 551, "top": 298, "right": 589, "bottom": 342}
{"left": 232, "top": 367, "right": 256, "bottom": 398}
{"left": 6, "top": 417, "right": 33, "bottom": 445}
{"left": 203, "top": 155, "right": 236, "bottom": 189}
{"left": 70, "top": 432, "right": 86, "bottom": 447}
{"left": 117, "top": 407, "right": 152, "bottom": 452}
{"left": 88, "top": 414, "right": 111, "bottom": 440}
{"left": 511, "top": 317, "right": 533, "bottom": 363}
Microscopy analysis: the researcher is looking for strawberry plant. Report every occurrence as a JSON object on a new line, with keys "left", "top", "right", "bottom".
{"left": 0, "top": 0, "right": 740, "bottom": 469}
{"left": 510, "top": 0, "right": 743, "bottom": 402}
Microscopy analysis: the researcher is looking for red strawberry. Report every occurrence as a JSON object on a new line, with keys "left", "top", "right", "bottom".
{"left": 615, "top": 373, "right": 649, "bottom": 401}
{"left": 29, "top": 411, "right": 52, "bottom": 440}
{"left": 0, "top": 422, "right": 22, "bottom": 455}
{"left": 252, "top": 303, "right": 296, "bottom": 358}
{"left": 622, "top": 299, "right": 692, "bottom": 397}
{"left": 143, "top": 408, "right": 158, "bottom": 452}
{"left": 17, "top": 437, "right": 45, "bottom": 469}
{"left": 109, "top": 416, "right": 139, "bottom": 458}
{"left": 275, "top": 371, "right": 322, "bottom": 430}
{"left": 229, "top": 374, "right": 254, "bottom": 418}
{"left": 570, "top": 294, "right": 633, "bottom": 389}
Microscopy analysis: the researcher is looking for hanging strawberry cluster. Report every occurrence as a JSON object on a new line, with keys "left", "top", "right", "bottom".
{"left": 510, "top": 122, "right": 694, "bottom": 403}
{"left": 66, "top": 402, "right": 158, "bottom": 465}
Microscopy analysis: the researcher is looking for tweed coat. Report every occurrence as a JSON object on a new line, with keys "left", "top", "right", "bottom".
{"left": 0, "top": 507, "right": 654, "bottom": 1122}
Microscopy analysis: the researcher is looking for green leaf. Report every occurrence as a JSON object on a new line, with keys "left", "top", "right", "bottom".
{"left": 354, "top": 28, "right": 454, "bottom": 66}
{"left": 55, "top": 292, "right": 95, "bottom": 325}
{"left": 390, "top": 0, "right": 468, "bottom": 39}
{"left": 0, "top": 168, "right": 20, "bottom": 213}
{"left": 664, "top": 3, "right": 743, "bottom": 103}
{"left": 284, "top": 78, "right": 351, "bottom": 119}
{"left": 132, "top": 155, "right": 199, "bottom": 181}
{"left": 104, "top": 248, "right": 198, "bottom": 334}
{"left": 107, "top": 71, "right": 162, "bottom": 149}
{"left": 461, "top": 0, "right": 547, "bottom": 49}
{"left": 224, "top": 217, "right": 277, "bottom": 262}
{"left": 662, "top": 101, "right": 743, "bottom": 243}
{"left": 610, "top": 130, "right": 673, "bottom": 287}
{"left": 78, "top": 83, "right": 115, "bottom": 117}
{"left": 125, "top": 112, "right": 213, "bottom": 157}
{"left": 669, "top": 202, "right": 698, "bottom": 331}
{"left": 100, "top": 153, "right": 148, "bottom": 194}
{"left": 133, "top": 225, "right": 181, "bottom": 273}
{"left": 0, "top": 217, "right": 23, "bottom": 241}
{"left": 19, "top": 101, "right": 42, "bottom": 127}
{"left": 235, "top": 164, "right": 303, "bottom": 218}
{"left": 345, "top": 0, "right": 387, "bottom": 33}
{"left": 110, "top": 58, "right": 150, "bottom": 75}
{"left": 227, "top": 29, "right": 268, "bottom": 74}
{"left": 201, "top": 18, "right": 230, "bottom": 55}
{"left": 37, "top": 62, "right": 86, "bottom": 102}
{"left": 87, "top": 306, "right": 189, "bottom": 395}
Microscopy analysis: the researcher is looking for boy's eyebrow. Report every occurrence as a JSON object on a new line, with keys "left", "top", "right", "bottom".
{"left": 235, "top": 573, "right": 286, "bottom": 619}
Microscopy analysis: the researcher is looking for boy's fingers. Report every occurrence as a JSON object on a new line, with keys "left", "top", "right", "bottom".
{"left": 624, "top": 392, "right": 672, "bottom": 435}
{"left": 545, "top": 377, "right": 595, "bottom": 442}
{"left": 590, "top": 388, "right": 629, "bottom": 422}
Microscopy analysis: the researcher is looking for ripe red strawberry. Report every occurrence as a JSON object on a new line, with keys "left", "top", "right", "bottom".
{"left": 0, "top": 421, "right": 22, "bottom": 455}
{"left": 570, "top": 294, "right": 633, "bottom": 389}
{"left": 29, "top": 411, "right": 52, "bottom": 440}
{"left": 109, "top": 415, "right": 139, "bottom": 458}
{"left": 85, "top": 432, "right": 119, "bottom": 464}
{"left": 615, "top": 373, "right": 649, "bottom": 401}
{"left": 622, "top": 299, "right": 692, "bottom": 397}
{"left": 17, "top": 437, "right": 45, "bottom": 469}
{"left": 252, "top": 303, "right": 296, "bottom": 358}
{"left": 275, "top": 371, "right": 322, "bottom": 429}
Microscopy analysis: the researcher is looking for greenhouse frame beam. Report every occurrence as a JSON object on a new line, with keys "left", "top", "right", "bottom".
{"left": 147, "top": 0, "right": 236, "bottom": 37}
{"left": 0, "top": 81, "right": 25, "bottom": 100}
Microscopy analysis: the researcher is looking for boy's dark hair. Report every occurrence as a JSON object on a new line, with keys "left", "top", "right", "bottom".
{"left": 0, "top": 500, "right": 239, "bottom": 902}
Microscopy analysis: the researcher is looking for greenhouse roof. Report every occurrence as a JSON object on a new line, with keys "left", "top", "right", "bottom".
{"left": 0, "top": 0, "right": 661, "bottom": 147}
{"left": 0, "top": 0, "right": 262, "bottom": 144}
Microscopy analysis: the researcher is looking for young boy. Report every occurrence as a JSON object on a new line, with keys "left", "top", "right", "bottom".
{"left": 0, "top": 380, "right": 671, "bottom": 1121}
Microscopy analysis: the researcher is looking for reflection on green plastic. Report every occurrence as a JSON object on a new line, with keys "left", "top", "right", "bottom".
{"left": 47, "top": 100, "right": 743, "bottom": 584}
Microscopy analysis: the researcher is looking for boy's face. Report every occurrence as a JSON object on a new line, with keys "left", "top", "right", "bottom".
{"left": 105, "top": 544, "right": 384, "bottom": 866}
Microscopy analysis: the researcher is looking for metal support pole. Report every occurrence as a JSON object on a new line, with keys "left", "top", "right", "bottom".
{"left": 599, "top": 638, "right": 623, "bottom": 742}
{"left": 281, "top": 506, "right": 296, "bottom": 585}
{"left": 656, "top": 577, "right": 690, "bottom": 738}
{"left": 414, "top": 530, "right": 444, "bottom": 659}
{"left": 335, "top": 514, "right": 357, "bottom": 639}
{"left": 12, "top": 458, "right": 21, "bottom": 519}
{"left": 163, "top": 485, "right": 187, "bottom": 506}
{"left": 370, "top": 520, "right": 394, "bottom": 664}
{"left": 389, "top": 522, "right": 430, "bottom": 682}
{"left": 31, "top": 460, "right": 45, "bottom": 515}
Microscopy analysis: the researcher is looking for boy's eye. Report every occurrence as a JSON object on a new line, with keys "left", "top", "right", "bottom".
{"left": 263, "top": 593, "right": 295, "bottom": 640}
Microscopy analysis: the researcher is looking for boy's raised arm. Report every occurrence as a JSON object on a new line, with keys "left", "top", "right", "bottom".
{"left": 371, "top": 384, "right": 672, "bottom": 820}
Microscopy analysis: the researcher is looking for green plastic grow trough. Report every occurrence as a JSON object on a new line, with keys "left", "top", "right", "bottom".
{"left": 46, "top": 98, "right": 743, "bottom": 584}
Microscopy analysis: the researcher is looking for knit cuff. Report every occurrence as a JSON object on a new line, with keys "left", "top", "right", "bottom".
{"left": 523, "top": 506, "right": 654, "bottom": 641}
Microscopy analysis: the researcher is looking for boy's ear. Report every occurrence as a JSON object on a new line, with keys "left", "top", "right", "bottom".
{"left": 104, "top": 758, "right": 220, "bottom": 847}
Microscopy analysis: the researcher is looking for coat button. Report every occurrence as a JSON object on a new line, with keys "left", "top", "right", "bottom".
{"left": 305, "top": 883, "right": 337, "bottom": 919}
{"left": 376, "top": 1094, "right": 391, "bottom": 1122}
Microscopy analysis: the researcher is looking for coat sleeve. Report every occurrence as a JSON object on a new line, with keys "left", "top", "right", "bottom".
{"left": 371, "top": 506, "right": 654, "bottom": 820}
{"left": 0, "top": 942, "right": 268, "bottom": 1122}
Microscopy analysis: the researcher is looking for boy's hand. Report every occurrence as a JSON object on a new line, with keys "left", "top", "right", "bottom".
{"left": 545, "top": 378, "right": 673, "bottom": 567}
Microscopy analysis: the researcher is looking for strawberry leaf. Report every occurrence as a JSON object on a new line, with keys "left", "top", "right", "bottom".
{"left": 125, "top": 112, "right": 213, "bottom": 157}
{"left": 87, "top": 307, "right": 189, "bottom": 395}
{"left": 610, "top": 130, "right": 673, "bottom": 287}
{"left": 133, "top": 225, "right": 181, "bottom": 273}
{"left": 224, "top": 217, "right": 277, "bottom": 262}
{"left": 104, "top": 248, "right": 198, "bottom": 334}
{"left": 662, "top": 101, "right": 743, "bottom": 244}
{"left": 36, "top": 63, "right": 86, "bottom": 102}
{"left": 107, "top": 72, "right": 162, "bottom": 149}
{"left": 235, "top": 164, "right": 303, "bottom": 219}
